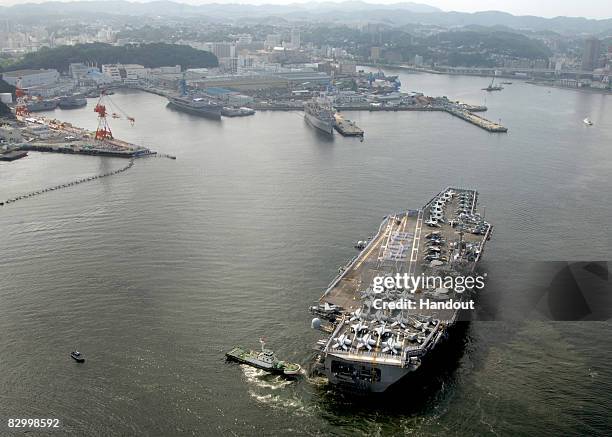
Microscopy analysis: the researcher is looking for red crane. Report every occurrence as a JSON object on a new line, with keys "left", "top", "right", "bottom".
{"left": 94, "top": 100, "right": 112, "bottom": 140}
{"left": 94, "top": 90, "right": 135, "bottom": 141}
{"left": 14, "top": 78, "right": 30, "bottom": 118}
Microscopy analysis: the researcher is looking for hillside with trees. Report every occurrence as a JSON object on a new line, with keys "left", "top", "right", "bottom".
{"left": 426, "top": 30, "right": 552, "bottom": 66}
{"left": 1, "top": 43, "right": 218, "bottom": 73}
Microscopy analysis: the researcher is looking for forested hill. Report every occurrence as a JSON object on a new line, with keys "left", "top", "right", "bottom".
{"left": 1, "top": 43, "right": 218, "bottom": 73}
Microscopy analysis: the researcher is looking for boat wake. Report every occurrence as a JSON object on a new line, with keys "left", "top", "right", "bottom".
{"left": 240, "top": 365, "right": 317, "bottom": 416}
{"left": 240, "top": 365, "right": 294, "bottom": 390}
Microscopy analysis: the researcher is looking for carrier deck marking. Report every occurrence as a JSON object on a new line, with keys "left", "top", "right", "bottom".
{"left": 321, "top": 188, "right": 488, "bottom": 317}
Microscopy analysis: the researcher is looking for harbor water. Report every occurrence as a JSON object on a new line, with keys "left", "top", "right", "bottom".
{"left": 1, "top": 71, "right": 611, "bottom": 435}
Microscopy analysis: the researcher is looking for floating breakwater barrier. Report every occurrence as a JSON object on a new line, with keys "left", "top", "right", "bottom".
{"left": 150, "top": 153, "right": 177, "bottom": 160}
{"left": 1, "top": 158, "right": 135, "bottom": 207}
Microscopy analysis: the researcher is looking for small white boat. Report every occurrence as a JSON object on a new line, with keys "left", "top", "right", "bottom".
{"left": 583, "top": 117, "right": 593, "bottom": 126}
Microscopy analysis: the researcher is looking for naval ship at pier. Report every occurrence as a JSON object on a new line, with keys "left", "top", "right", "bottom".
{"left": 304, "top": 97, "right": 334, "bottom": 135}
{"left": 310, "top": 187, "right": 493, "bottom": 393}
{"left": 167, "top": 95, "right": 223, "bottom": 120}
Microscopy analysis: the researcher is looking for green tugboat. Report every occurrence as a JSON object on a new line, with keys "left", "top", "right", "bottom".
{"left": 226, "top": 338, "right": 301, "bottom": 377}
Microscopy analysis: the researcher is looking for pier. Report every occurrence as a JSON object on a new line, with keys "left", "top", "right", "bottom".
{"left": 18, "top": 143, "right": 152, "bottom": 158}
{"left": 444, "top": 108, "right": 508, "bottom": 132}
{"left": 333, "top": 114, "right": 364, "bottom": 137}
{"left": 114, "top": 85, "right": 506, "bottom": 133}
{"left": 11, "top": 112, "right": 156, "bottom": 157}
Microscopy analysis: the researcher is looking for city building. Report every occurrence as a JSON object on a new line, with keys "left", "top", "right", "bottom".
{"left": 338, "top": 62, "right": 357, "bottom": 75}
{"left": 235, "top": 34, "right": 253, "bottom": 45}
{"left": 101, "top": 64, "right": 147, "bottom": 84}
{"left": 205, "top": 42, "right": 236, "bottom": 60}
{"left": 273, "top": 71, "right": 331, "bottom": 87}
{"left": 237, "top": 56, "right": 255, "bottom": 70}
{"left": 265, "top": 34, "right": 282, "bottom": 49}
{"left": 582, "top": 37, "right": 601, "bottom": 71}
{"left": 331, "top": 91, "right": 367, "bottom": 105}
{"left": 219, "top": 57, "right": 239, "bottom": 74}
{"left": 69, "top": 63, "right": 91, "bottom": 80}
{"left": 101, "top": 64, "right": 122, "bottom": 82}
{"left": 150, "top": 65, "right": 181, "bottom": 74}
{"left": 83, "top": 70, "right": 113, "bottom": 87}
{"left": 290, "top": 29, "right": 301, "bottom": 50}
{"left": 27, "top": 81, "right": 77, "bottom": 98}
{"left": 1, "top": 69, "right": 59, "bottom": 88}
{"left": 370, "top": 47, "right": 381, "bottom": 61}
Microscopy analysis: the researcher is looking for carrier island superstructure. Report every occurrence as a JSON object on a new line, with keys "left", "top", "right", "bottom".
{"left": 310, "top": 188, "right": 493, "bottom": 392}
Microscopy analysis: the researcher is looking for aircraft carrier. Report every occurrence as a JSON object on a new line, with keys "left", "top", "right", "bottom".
{"left": 310, "top": 187, "right": 493, "bottom": 393}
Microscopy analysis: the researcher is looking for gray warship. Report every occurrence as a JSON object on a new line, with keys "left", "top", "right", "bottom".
{"left": 310, "top": 187, "right": 493, "bottom": 393}
{"left": 26, "top": 99, "right": 58, "bottom": 112}
{"left": 167, "top": 95, "right": 222, "bottom": 120}
{"left": 58, "top": 95, "right": 87, "bottom": 109}
{"left": 304, "top": 97, "right": 334, "bottom": 135}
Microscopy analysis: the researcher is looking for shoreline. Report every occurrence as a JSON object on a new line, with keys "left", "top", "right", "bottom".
{"left": 361, "top": 63, "right": 612, "bottom": 95}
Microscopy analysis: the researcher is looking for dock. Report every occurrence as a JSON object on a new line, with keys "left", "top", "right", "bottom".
{"left": 13, "top": 115, "right": 155, "bottom": 157}
{"left": 0, "top": 150, "right": 28, "bottom": 161}
{"left": 18, "top": 143, "right": 152, "bottom": 158}
{"left": 114, "top": 85, "right": 508, "bottom": 133}
{"left": 444, "top": 108, "right": 508, "bottom": 132}
{"left": 333, "top": 114, "right": 364, "bottom": 137}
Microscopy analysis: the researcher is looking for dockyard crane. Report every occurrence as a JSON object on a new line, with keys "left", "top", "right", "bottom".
{"left": 93, "top": 90, "right": 135, "bottom": 141}
{"left": 14, "top": 78, "right": 30, "bottom": 118}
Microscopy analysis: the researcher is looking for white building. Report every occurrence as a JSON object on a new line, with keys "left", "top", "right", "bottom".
{"left": 101, "top": 64, "right": 147, "bottom": 84}
{"left": 1, "top": 69, "right": 59, "bottom": 87}
{"left": 123, "top": 64, "right": 147, "bottom": 79}
{"left": 101, "top": 64, "right": 122, "bottom": 82}
{"left": 122, "top": 64, "right": 148, "bottom": 84}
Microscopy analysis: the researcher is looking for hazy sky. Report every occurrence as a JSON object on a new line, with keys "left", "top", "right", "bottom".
{"left": 0, "top": 0, "right": 610, "bottom": 19}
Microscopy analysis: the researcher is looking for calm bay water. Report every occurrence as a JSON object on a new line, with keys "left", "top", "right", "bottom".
{"left": 1, "top": 71, "right": 611, "bottom": 436}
